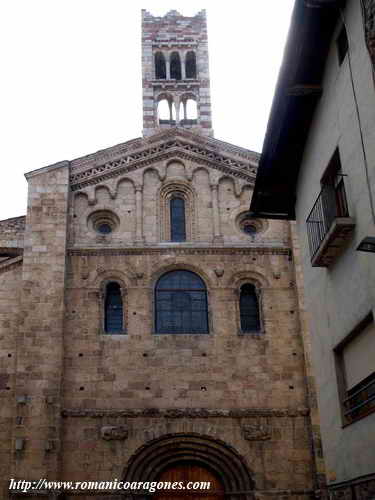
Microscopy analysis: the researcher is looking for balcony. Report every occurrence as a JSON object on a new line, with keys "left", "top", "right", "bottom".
{"left": 306, "top": 176, "right": 355, "bottom": 267}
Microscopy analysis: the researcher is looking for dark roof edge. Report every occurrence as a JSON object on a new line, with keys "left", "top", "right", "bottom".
{"left": 250, "top": 0, "right": 342, "bottom": 220}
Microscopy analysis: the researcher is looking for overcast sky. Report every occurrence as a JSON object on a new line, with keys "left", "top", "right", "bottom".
{"left": 0, "top": 1, "right": 294, "bottom": 220}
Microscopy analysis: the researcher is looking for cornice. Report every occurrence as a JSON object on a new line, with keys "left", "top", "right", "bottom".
{"left": 62, "top": 407, "right": 309, "bottom": 418}
{"left": 0, "top": 216, "right": 26, "bottom": 232}
{"left": 67, "top": 246, "right": 291, "bottom": 257}
{"left": 0, "top": 247, "right": 23, "bottom": 257}
{"left": 25, "top": 160, "right": 70, "bottom": 180}
{"left": 0, "top": 256, "right": 23, "bottom": 274}
{"left": 70, "top": 129, "right": 259, "bottom": 171}
{"left": 70, "top": 138, "right": 258, "bottom": 191}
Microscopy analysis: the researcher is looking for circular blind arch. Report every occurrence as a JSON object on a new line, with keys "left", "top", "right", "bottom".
{"left": 155, "top": 270, "right": 208, "bottom": 334}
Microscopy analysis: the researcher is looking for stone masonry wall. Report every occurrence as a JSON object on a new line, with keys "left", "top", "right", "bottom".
{"left": 6, "top": 161, "right": 70, "bottom": 497}
{"left": 0, "top": 148, "right": 324, "bottom": 500}
{"left": 142, "top": 10, "right": 213, "bottom": 136}
{"left": 60, "top": 247, "right": 314, "bottom": 496}
{"left": 0, "top": 263, "right": 22, "bottom": 490}
{"left": 71, "top": 159, "right": 287, "bottom": 247}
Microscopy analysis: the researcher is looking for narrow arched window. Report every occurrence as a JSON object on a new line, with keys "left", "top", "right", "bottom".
{"left": 105, "top": 282, "right": 123, "bottom": 333}
{"left": 158, "top": 99, "right": 171, "bottom": 123}
{"left": 240, "top": 284, "right": 260, "bottom": 333}
{"left": 185, "top": 51, "right": 197, "bottom": 78}
{"left": 155, "top": 270, "right": 208, "bottom": 334}
{"left": 170, "top": 196, "right": 186, "bottom": 242}
{"left": 155, "top": 52, "right": 166, "bottom": 79}
{"left": 170, "top": 52, "right": 182, "bottom": 80}
{"left": 186, "top": 99, "right": 198, "bottom": 120}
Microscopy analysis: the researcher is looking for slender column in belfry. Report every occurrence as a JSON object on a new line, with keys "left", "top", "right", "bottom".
{"left": 175, "top": 97, "right": 180, "bottom": 125}
{"left": 181, "top": 53, "right": 186, "bottom": 80}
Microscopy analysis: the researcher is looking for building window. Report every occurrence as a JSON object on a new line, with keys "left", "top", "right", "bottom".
{"left": 97, "top": 222, "right": 112, "bottom": 234}
{"left": 155, "top": 52, "right": 167, "bottom": 79}
{"left": 336, "top": 25, "right": 348, "bottom": 66}
{"left": 185, "top": 51, "right": 197, "bottom": 78}
{"left": 170, "top": 196, "right": 186, "bottom": 242}
{"left": 306, "top": 148, "right": 354, "bottom": 267}
{"left": 180, "top": 95, "right": 198, "bottom": 126}
{"left": 157, "top": 96, "right": 176, "bottom": 126}
{"left": 334, "top": 312, "right": 375, "bottom": 425}
{"left": 104, "top": 282, "right": 124, "bottom": 334}
{"left": 159, "top": 181, "right": 195, "bottom": 242}
{"left": 320, "top": 149, "right": 348, "bottom": 214}
{"left": 235, "top": 212, "right": 266, "bottom": 238}
{"left": 242, "top": 224, "right": 257, "bottom": 236}
{"left": 88, "top": 210, "right": 119, "bottom": 236}
{"left": 170, "top": 52, "right": 182, "bottom": 80}
{"left": 239, "top": 284, "right": 261, "bottom": 333}
{"left": 155, "top": 270, "right": 209, "bottom": 334}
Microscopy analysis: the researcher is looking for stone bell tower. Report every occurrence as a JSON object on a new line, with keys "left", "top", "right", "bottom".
{"left": 142, "top": 9, "right": 214, "bottom": 137}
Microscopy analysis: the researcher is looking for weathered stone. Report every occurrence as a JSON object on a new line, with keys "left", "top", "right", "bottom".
{"left": 100, "top": 426, "right": 129, "bottom": 441}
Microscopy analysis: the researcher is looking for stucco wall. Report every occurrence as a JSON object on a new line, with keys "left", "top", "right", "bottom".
{"left": 295, "top": 0, "right": 375, "bottom": 485}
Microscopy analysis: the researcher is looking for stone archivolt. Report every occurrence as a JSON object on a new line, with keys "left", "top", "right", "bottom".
{"left": 158, "top": 180, "right": 196, "bottom": 241}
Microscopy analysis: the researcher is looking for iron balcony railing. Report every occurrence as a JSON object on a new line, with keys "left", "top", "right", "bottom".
{"left": 344, "top": 373, "right": 375, "bottom": 423}
{"left": 306, "top": 176, "right": 349, "bottom": 259}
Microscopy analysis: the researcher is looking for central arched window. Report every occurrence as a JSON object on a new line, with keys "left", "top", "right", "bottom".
{"left": 155, "top": 270, "right": 208, "bottom": 334}
{"left": 170, "top": 52, "right": 182, "bottom": 80}
{"left": 240, "top": 284, "right": 260, "bottom": 333}
{"left": 170, "top": 196, "right": 186, "bottom": 242}
{"left": 104, "top": 282, "right": 124, "bottom": 333}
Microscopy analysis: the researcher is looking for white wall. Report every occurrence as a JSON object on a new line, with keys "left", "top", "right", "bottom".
{"left": 295, "top": 0, "right": 375, "bottom": 485}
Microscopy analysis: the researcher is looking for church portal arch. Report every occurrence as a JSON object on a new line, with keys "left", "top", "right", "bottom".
{"left": 122, "top": 434, "right": 255, "bottom": 499}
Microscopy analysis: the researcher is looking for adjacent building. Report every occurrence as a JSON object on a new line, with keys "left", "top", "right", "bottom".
{"left": 251, "top": 0, "right": 375, "bottom": 498}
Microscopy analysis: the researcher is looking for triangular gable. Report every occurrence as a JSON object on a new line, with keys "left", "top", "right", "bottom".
{"left": 70, "top": 129, "right": 259, "bottom": 191}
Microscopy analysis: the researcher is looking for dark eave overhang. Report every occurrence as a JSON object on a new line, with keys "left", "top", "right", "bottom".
{"left": 250, "top": 0, "right": 343, "bottom": 220}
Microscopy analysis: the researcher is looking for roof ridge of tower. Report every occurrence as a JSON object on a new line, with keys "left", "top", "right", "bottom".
{"left": 142, "top": 9, "right": 206, "bottom": 20}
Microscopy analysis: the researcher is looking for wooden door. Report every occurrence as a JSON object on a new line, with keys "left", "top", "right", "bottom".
{"left": 154, "top": 463, "right": 225, "bottom": 500}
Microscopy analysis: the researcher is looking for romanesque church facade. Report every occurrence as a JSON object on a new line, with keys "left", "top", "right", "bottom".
{"left": 0, "top": 10, "right": 324, "bottom": 500}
